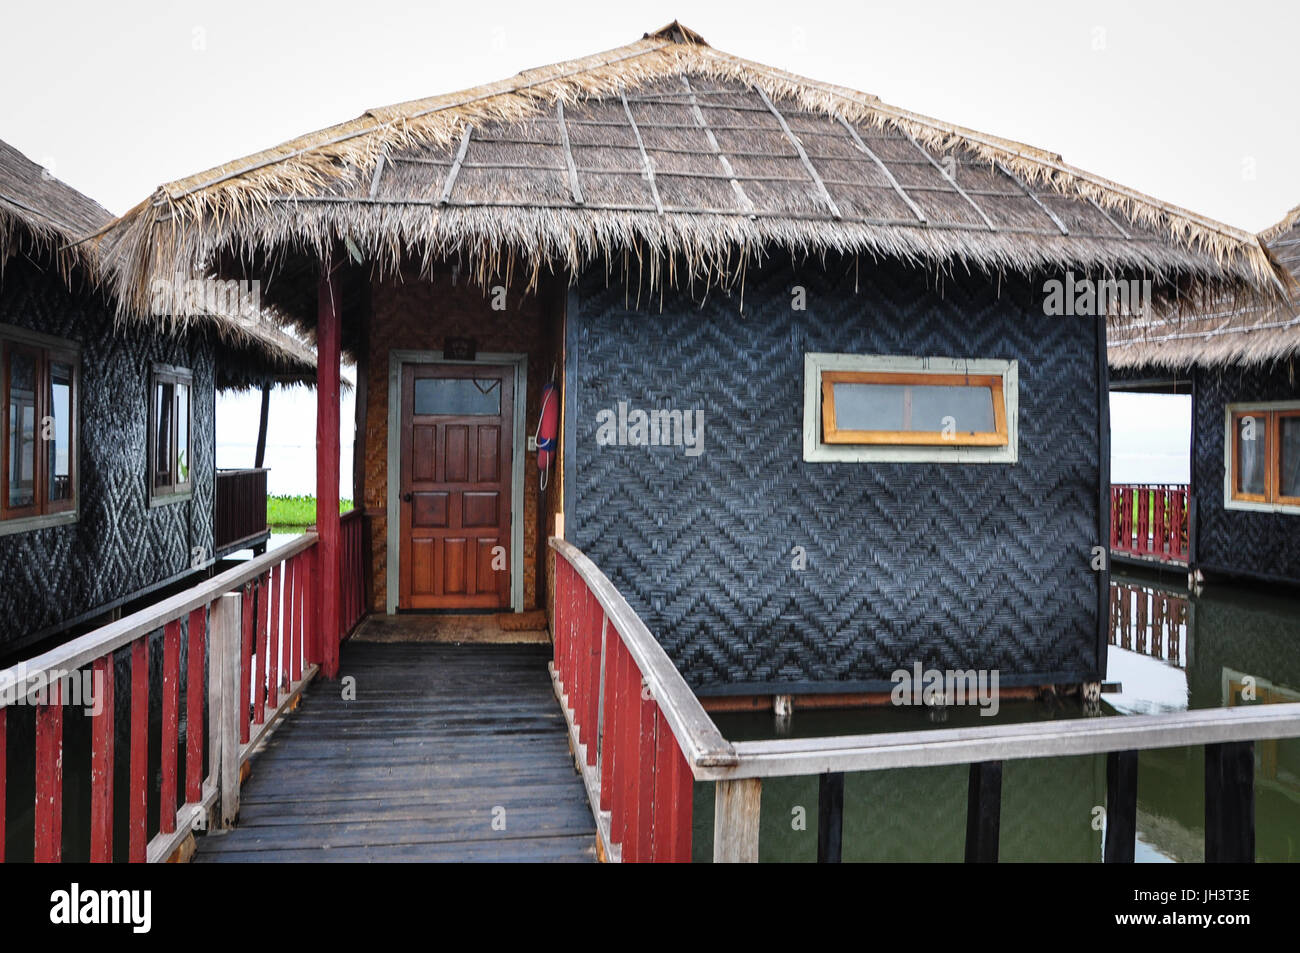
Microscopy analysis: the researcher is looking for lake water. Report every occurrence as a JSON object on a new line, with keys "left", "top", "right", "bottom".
{"left": 691, "top": 571, "right": 1300, "bottom": 862}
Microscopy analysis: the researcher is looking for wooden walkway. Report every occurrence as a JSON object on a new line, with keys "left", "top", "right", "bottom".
{"left": 196, "top": 642, "right": 597, "bottom": 862}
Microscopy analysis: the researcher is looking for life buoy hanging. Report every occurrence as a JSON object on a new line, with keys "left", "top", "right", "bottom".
{"left": 535, "top": 381, "right": 559, "bottom": 490}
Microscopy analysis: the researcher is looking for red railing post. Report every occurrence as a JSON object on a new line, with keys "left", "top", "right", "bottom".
{"left": 599, "top": 627, "right": 619, "bottom": 813}
{"left": 586, "top": 612, "right": 604, "bottom": 768}
{"left": 268, "top": 564, "right": 281, "bottom": 710}
{"left": 553, "top": 558, "right": 567, "bottom": 688}
{"left": 254, "top": 573, "right": 269, "bottom": 725}
{"left": 1153, "top": 488, "right": 1167, "bottom": 558}
{"left": 0, "top": 706, "right": 5, "bottom": 861}
{"left": 620, "top": 644, "right": 641, "bottom": 860}
{"left": 129, "top": 638, "right": 148, "bottom": 863}
{"left": 90, "top": 655, "right": 115, "bottom": 861}
{"left": 608, "top": 636, "right": 628, "bottom": 847}
{"left": 240, "top": 582, "right": 254, "bottom": 743}
{"left": 186, "top": 607, "right": 205, "bottom": 803}
{"left": 160, "top": 619, "right": 181, "bottom": 834}
{"left": 291, "top": 553, "right": 303, "bottom": 682}
{"left": 634, "top": 695, "right": 657, "bottom": 863}
{"left": 34, "top": 679, "right": 63, "bottom": 863}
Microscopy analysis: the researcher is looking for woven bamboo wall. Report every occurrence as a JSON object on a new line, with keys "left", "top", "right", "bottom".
{"left": 567, "top": 255, "right": 1104, "bottom": 693}
{"left": 1193, "top": 362, "right": 1300, "bottom": 583}
{"left": 361, "top": 267, "right": 562, "bottom": 612}
{"left": 0, "top": 258, "right": 215, "bottom": 653}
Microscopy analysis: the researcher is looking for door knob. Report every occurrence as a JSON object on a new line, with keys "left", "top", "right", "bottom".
{"left": 402, "top": 492, "right": 413, "bottom": 503}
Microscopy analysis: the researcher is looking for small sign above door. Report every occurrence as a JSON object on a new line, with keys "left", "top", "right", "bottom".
{"left": 445, "top": 337, "right": 477, "bottom": 361}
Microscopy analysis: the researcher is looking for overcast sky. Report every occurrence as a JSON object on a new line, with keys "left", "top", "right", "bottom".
{"left": 3, "top": 0, "right": 1292, "bottom": 492}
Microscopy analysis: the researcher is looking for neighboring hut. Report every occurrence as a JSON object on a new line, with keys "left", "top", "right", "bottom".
{"left": 1110, "top": 205, "right": 1300, "bottom": 586}
{"left": 0, "top": 138, "right": 317, "bottom": 655}
{"left": 96, "top": 23, "right": 1284, "bottom": 698}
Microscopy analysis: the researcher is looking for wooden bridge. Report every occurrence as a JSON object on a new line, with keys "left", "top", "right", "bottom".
{"left": 2, "top": 532, "right": 1300, "bottom": 863}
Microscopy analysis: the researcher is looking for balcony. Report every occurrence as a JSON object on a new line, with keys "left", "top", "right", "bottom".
{"left": 214, "top": 468, "right": 270, "bottom": 557}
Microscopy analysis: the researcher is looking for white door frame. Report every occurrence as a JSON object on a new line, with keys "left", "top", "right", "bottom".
{"left": 386, "top": 349, "right": 527, "bottom": 614}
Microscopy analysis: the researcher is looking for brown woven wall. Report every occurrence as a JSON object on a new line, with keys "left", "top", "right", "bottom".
{"left": 361, "top": 266, "right": 561, "bottom": 612}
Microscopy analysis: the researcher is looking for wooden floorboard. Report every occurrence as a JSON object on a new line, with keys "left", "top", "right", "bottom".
{"left": 194, "top": 642, "right": 596, "bottom": 863}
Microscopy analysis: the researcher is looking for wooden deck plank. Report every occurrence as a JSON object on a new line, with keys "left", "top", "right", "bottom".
{"left": 194, "top": 642, "right": 596, "bottom": 862}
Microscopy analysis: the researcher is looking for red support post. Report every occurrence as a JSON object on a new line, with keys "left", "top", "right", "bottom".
{"left": 34, "top": 679, "right": 63, "bottom": 863}
{"left": 599, "top": 626, "right": 619, "bottom": 813}
{"left": 553, "top": 558, "right": 568, "bottom": 687}
{"left": 291, "top": 553, "right": 303, "bottom": 682}
{"left": 620, "top": 645, "right": 641, "bottom": 859}
{"left": 186, "top": 607, "right": 206, "bottom": 802}
{"left": 130, "top": 638, "right": 148, "bottom": 863}
{"left": 254, "top": 573, "right": 268, "bottom": 725}
{"left": 634, "top": 696, "right": 657, "bottom": 863}
{"left": 268, "top": 564, "right": 281, "bottom": 710}
{"left": 160, "top": 619, "right": 181, "bottom": 833}
{"left": 575, "top": 585, "right": 590, "bottom": 749}
{"left": 317, "top": 263, "right": 342, "bottom": 680}
{"left": 1153, "top": 489, "right": 1167, "bottom": 558}
{"left": 240, "top": 582, "right": 253, "bottom": 744}
{"left": 667, "top": 738, "right": 694, "bottom": 862}
{"left": 608, "top": 635, "right": 627, "bottom": 841}
{"left": 586, "top": 612, "right": 604, "bottom": 768}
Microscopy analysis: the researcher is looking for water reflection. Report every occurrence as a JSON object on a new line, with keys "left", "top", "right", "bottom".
{"left": 697, "top": 573, "right": 1300, "bottom": 862}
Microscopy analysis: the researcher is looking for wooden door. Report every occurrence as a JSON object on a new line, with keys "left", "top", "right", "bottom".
{"left": 399, "top": 363, "right": 514, "bottom": 609}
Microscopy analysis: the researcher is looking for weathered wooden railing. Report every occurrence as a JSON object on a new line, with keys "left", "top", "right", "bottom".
{"left": 550, "top": 538, "right": 737, "bottom": 862}
{"left": 552, "top": 538, "right": 1300, "bottom": 864}
{"left": 1110, "top": 483, "right": 1189, "bottom": 564}
{"left": 213, "top": 468, "right": 270, "bottom": 556}
{"left": 0, "top": 535, "right": 320, "bottom": 863}
{"left": 340, "top": 509, "right": 365, "bottom": 640}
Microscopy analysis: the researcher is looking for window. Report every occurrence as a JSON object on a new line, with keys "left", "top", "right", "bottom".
{"left": 1, "top": 328, "right": 78, "bottom": 529}
{"left": 804, "top": 354, "right": 1018, "bottom": 463}
{"left": 1227, "top": 404, "right": 1300, "bottom": 512}
{"left": 150, "top": 365, "right": 193, "bottom": 501}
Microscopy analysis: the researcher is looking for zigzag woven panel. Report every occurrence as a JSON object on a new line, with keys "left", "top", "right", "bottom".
{"left": 1193, "top": 363, "right": 1300, "bottom": 582}
{"left": 568, "top": 256, "right": 1102, "bottom": 693}
{"left": 0, "top": 258, "right": 215, "bottom": 652}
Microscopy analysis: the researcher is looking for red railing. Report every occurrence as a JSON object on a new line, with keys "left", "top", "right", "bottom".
{"left": 0, "top": 534, "right": 320, "bottom": 863}
{"left": 1110, "top": 483, "right": 1189, "bottom": 564}
{"left": 340, "top": 509, "right": 365, "bottom": 639}
{"left": 550, "top": 538, "right": 737, "bottom": 863}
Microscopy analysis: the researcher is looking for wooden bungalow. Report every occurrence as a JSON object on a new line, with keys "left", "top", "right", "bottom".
{"left": 0, "top": 138, "right": 317, "bottom": 656}
{"left": 94, "top": 22, "right": 1284, "bottom": 700}
{"left": 1110, "top": 204, "right": 1300, "bottom": 587}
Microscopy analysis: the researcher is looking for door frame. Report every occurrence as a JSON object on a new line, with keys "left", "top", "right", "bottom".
{"left": 386, "top": 349, "right": 527, "bottom": 614}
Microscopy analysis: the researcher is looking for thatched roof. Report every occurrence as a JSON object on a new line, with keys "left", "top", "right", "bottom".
{"left": 94, "top": 21, "right": 1286, "bottom": 325}
{"left": 0, "top": 137, "right": 319, "bottom": 387}
{"left": 1109, "top": 203, "right": 1300, "bottom": 369}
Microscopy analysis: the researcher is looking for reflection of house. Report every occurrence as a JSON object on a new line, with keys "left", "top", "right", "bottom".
{"left": 0, "top": 139, "right": 316, "bottom": 655}
{"left": 1110, "top": 205, "right": 1300, "bottom": 586}
{"left": 96, "top": 23, "right": 1284, "bottom": 696}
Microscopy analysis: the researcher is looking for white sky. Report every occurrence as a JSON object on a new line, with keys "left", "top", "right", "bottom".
{"left": 3, "top": 0, "right": 1288, "bottom": 492}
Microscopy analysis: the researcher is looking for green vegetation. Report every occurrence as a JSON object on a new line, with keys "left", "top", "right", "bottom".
{"left": 267, "top": 495, "right": 354, "bottom": 533}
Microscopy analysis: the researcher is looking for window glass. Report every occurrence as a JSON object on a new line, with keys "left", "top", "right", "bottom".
{"left": 175, "top": 382, "right": 190, "bottom": 486}
{"left": 155, "top": 379, "right": 174, "bottom": 489}
{"left": 1281, "top": 415, "right": 1300, "bottom": 499}
{"left": 833, "top": 382, "right": 995, "bottom": 434}
{"left": 1235, "top": 414, "right": 1267, "bottom": 496}
{"left": 48, "top": 361, "right": 72, "bottom": 503}
{"left": 414, "top": 378, "right": 501, "bottom": 416}
{"left": 7, "top": 347, "right": 37, "bottom": 509}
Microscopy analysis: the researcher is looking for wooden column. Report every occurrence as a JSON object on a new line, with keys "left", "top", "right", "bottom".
{"left": 1104, "top": 749, "right": 1138, "bottom": 863}
{"left": 713, "top": 778, "right": 761, "bottom": 863}
{"left": 213, "top": 592, "right": 242, "bottom": 828}
{"left": 254, "top": 384, "right": 271, "bottom": 468}
{"left": 1205, "top": 741, "right": 1254, "bottom": 863}
{"left": 817, "top": 771, "right": 844, "bottom": 863}
{"left": 964, "top": 760, "right": 1002, "bottom": 863}
{"left": 317, "top": 263, "right": 342, "bottom": 679}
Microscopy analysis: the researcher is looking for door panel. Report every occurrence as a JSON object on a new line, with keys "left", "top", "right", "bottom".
{"left": 399, "top": 363, "right": 514, "bottom": 609}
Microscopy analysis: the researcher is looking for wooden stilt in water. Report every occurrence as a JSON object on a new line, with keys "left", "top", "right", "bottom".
{"left": 1104, "top": 749, "right": 1138, "bottom": 863}
{"left": 965, "top": 760, "right": 1001, "bottom": 863}
{"left": 1205, "top": 741, "right": 1254, "bottom": 863}
{"left": 317, "top": 262, "right": 342, "bottom": 679}
{"left": 817, "top": 771, "right": 844, "bottom": 863}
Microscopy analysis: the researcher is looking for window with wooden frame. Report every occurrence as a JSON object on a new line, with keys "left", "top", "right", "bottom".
{"left": 1, "top": 328, "right": 79, "bottom": 530}
{"left": 150, "top": 365, "right": 193, "bottom": 502}
{"left": 804, "top": 354, "right": 1018, "bottom": 464}
{"left": 1227, "top": 404, "right": 1300, "bottom": 511}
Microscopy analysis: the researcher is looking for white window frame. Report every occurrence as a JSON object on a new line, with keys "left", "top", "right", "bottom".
{"left": 1223, "top": 399, "right": 1300, "bottom": 516}
{"left": 803, "top": 353, "right": 1019, "bottom": 464}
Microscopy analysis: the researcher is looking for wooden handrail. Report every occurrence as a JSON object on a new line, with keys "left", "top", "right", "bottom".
{"left": 0, "top": 534, "right": 316, "bottom": 706}
{"left": 550, "top": 538, "right": 736, "bottom": 770}
{"left": 700, "top": 702, "right": 1300, "bottom": 780}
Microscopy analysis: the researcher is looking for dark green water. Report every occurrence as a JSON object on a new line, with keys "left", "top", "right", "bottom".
{"left": 692, "top": 573, "right": 1300, "bottom": 862}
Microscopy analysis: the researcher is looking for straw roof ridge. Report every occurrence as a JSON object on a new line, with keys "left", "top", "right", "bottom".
{"left": 94, "top": 21, "right": 1286, "bottom": 319}
{"left": 1109, "top": 203, "right": 1300, "bottom": 369}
